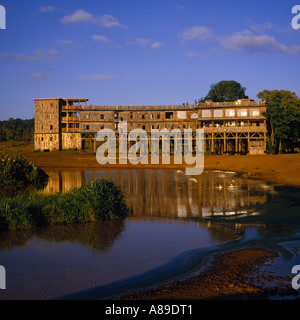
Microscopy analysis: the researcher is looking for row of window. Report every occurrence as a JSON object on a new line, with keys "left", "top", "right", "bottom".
{"left": 64, "top": 108, "right": 261, "bottom": 121}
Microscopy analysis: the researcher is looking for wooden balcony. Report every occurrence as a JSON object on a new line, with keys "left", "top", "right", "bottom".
{"left": 204, "top": 126, "right": 267, "bottom": 133}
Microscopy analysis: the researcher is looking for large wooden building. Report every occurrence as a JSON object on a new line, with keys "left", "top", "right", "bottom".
{"left": 34, "top": 98, "right": 267, "bottom": 155}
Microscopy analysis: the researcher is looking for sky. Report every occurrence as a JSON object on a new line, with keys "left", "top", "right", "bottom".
{"left": 0, "top": 0, "right": 300, "bottom": 120}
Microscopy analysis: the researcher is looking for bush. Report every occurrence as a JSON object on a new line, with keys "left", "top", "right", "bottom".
{"left": 0, "top": 178, "right": 131, "bottom": 230}
{"left": 0, "top": 154, "right": 48, "bottom": 187}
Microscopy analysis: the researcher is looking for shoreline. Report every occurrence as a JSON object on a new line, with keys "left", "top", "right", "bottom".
{"left": 115, "top": 248, "right": 296, "bottom": 300}
{"left": 1, "top": 141, "right": 300, "bottom": 300}
{"left": 1, "top": 142, "right": 299, "bottom": 187}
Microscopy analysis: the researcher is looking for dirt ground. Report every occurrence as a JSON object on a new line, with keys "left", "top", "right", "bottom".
{"left": 1, "top": 141, "right": 299, "bottom": 187}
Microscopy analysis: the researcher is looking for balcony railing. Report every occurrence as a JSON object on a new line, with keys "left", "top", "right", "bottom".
{"left": 204, "top": 126, "right": 267, "bottom": 133}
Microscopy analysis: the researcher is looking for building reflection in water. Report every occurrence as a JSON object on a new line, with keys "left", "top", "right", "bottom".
{"left": 42, "top": 169, "right": 271, "bottom": 219}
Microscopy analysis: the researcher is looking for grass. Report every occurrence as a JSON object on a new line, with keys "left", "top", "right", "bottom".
{"left": 0, "top": 178, "right": 131, "bottom": 231}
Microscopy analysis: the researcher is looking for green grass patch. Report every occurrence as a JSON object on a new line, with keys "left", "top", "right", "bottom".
{"left": 0, "top": 179, "right": 131, "bottom": 231}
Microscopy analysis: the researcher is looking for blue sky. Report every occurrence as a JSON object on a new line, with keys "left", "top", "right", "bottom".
{"left": 0, "top": 0, "right": 299, "bottom": 120}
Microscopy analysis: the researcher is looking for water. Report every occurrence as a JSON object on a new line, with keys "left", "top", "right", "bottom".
{"left": 0, "top": 169, "right": 299, "bottom": 300}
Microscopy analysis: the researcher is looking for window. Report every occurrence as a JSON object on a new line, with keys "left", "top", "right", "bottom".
{"left": 214, "top": 110, "right": 223, "bottom": 118}
{"left": 142, "top": 125, "right": 146, "bottom": 130}
{"left": 142, "top": 115, "right": 145, "bottom": 119}
{"left": 157, "top": 114, "right": 160, "bottom": 119}
{"left": 85, "top": 125, "right": 90, "bottom": 130}
{"left": 100, "top": 114, "right": 104, "bottom": 120}
{"left": 114, "top": 112, "right": 119, "bottom": 119}
{"left": 250, "top": 109, "right": 260, "bottom": 117}
{"left": 150, "top": 114, "right": 154, "bottom": 119}
{"left": 41, "top": 137, "right": 44, "bottom": 141}
{"left": 114, "top": 123, "right": 118, "bottom": 130}
{"left": 165, "top": 112, "right": 173, "bottom": 119}
{"left": 202, "top": 110, "right": 211, "bottom": 118}
{"left": 238, "top": 109, "right": 248, "bottom": 117}
{"left": 50, "top": 137, "right": 53, "bottom": 142}
{"left": 177, "top": 111, "right": 187, "bottom": 119}
{"left": 50, "top": 125, "right": 53, "bottom": 130}
{"left": 226, "top": 109, "right": 235, "bottom": 117}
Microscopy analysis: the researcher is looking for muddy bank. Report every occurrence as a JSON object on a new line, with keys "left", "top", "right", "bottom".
{"left": 115, "top": 248, "right": 297, "bottom": 300}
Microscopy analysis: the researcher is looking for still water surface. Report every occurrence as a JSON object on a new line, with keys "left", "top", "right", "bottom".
{"left": 0, "top": 169, "right": 299, "bottom": 300}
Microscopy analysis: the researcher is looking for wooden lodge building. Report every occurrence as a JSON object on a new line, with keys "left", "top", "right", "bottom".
{"left": 34, "top": 98, "right": 267, "bottom": 155}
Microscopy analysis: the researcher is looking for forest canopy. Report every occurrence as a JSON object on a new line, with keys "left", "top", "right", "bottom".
{"left": 0, "top": 118, "right": 34, "bottom": 141}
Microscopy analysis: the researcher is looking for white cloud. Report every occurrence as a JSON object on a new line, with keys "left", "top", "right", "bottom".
{"left": 249, "top": 22, "right": 272, "bottom": 33}
{"left": 79, "top": 74, "right": 115, "bottom": 81}
{"left": 179, "top": 26, "right": 213, "bottom": 42}
{"left": 129, "top": 38, "right": 163, "bottom": 49}
{"left": 0, "top": 52, "right": 10, "bottom": 59}
{"left": 179, "top": 25, "right": 300, "bottom": 56}
{"left": 99, "top": 14, "right": 127, "bottom": 28}
{"left": 185, "top": 51, "right": 200, "bottom": 58}
{"left": 61, "top": 9, "right": 128, "bottom": 28}
{"left": 38, "top": 6, "right": 58, "bottom": 13}
{"left": 91, "top": 35, "right": 109, "bottom": 43}
{"left": 151, "top": 42, "right": 163, "bottom": 49}
{"left": 58, "top": 39, "right": 73, "bottom": 45}
{"left": 32, "top": 73, "right": 52, "bottom": 80}
{"left": 14, "top": 49, "right": 60, "bottom": 61}
{"left": 221, "top": 30, "right": 291, "bottom": 54}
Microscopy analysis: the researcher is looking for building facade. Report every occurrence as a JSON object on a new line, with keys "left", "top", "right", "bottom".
{"left": 34, "top": 98, "right": 267, "bottom": 155}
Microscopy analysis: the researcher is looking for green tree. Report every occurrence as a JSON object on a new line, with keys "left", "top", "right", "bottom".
{"left": 0, "top": 118, "right": 34, "bottom": 141}
{"left": 257, "top": 90, "right": 300, "bottom": 154}
{"left": 197, "top": 80, "right": 248, "bottom": 103}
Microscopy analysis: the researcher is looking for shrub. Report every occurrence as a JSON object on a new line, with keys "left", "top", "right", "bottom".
{"left": 0, "top": 178, "right": 131, "bottom": 230}
{"left": 0, "top": 154, "right": 48, "bottom": 187}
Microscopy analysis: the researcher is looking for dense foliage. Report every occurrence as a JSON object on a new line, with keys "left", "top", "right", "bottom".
{"left": 0, "top": 118, "right": 34, "bottom": 141}
{"left": 257, "top": 90, "right": 300, "bottom": 153}
{"left": 0, "top": 178, "right": 131, "bottom": 230}
{"left": 197, "top": 80, "right": 248, "bottom": 103}
{"left": 0, "top": 154, "right": 48, "bottom": 186}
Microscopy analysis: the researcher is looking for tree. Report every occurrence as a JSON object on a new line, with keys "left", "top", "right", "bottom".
{"left": 257, "top": 90, "right": 300, "bottom": 154}
{"left": 0, "top": 118, "right": 34, "bottom": 141}
{"left": 197, "top": 80, "right": 248, "bottom": 103}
